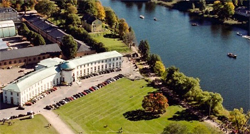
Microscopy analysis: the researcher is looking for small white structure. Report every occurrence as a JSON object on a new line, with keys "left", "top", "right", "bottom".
{"left": 2, "top": 51, "right": 123, "bottom": 105}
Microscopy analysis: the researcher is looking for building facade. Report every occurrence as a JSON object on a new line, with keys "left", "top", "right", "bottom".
{"left": 82, "top": 14, "right": 102, "bottom": 32}
{"left": 0, "top": 44, "right": 61, "bottom": 69}
{"left": 2, "top": 51, "right": 123, "bottom": 106}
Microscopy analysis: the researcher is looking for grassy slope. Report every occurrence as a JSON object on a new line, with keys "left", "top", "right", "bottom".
{"left": 0, "top": 114, "right": 58, "bottom": 134}
{"left": 90, "top": 33, "right": 131, "bottom": 53}
{"left": 54, "top": 78, "right": 220, "bottom": 134}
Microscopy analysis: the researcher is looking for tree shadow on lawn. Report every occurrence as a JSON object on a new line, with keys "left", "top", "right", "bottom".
{"left": 103, "top": 34, "right": 120, "bottom": 39}
{"left": 168, "top": 109, "right": 199, "bottom": 121}
{"left": 123, "top": 109, "right": 160, "bottom": 121}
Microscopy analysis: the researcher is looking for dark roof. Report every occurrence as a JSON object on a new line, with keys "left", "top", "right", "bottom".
{"left": 23, "top": 14, "right": 90, "bottom": 52}
{"left": 0, "top": 7, "right": 17, "bottom": 13}
{"left": 82, "top": 14, "right": 99, "bottom": 24}
{"left": 0, "top": 44, "right": 61, "bottom": 61}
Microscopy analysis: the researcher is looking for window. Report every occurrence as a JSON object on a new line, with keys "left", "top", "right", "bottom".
{"left": 4, "top": 62, "right": 6, "bottom": 65}
{"left": 24, "top": 59, "right": 26, "bottom": 62}
{"left": 11, "top": 92, "right": 13, "bottom": 95}
{"left": 5, "top": 91, "right": 6, "bottom": 94}
{"left": 9, "top": 61, "right": 12, "bottom": 64}
{"left": 19, "top": 60, "right": 22, "bottom": 63}
{"left": 14, "top": 61, "right": 16, "bottom": 64}
{"left": 33, "top": 58, "right": 36, "bottom": 61}
{"left": 43, "top": 56, "right": 46, "bottom": 59}
{"left": 38, "top": 57, "right": 41, "bottom": 60}
{"left": 17, "top": 93, "right": 19, "bottom": 96}
{"left": 29, "top": 59, "right": 31, "bottom": 61}
{"left": 116, "top": 58, "right": 118, "bottom": 60}
{"left": 0, "top": 63, "right": 1, "bottom": 65}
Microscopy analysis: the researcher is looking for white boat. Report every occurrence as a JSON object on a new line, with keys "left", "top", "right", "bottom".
{"left": 154, "top": 17, "right": 157, "bottom": 21}
{"left": 140, "top": 15, "right": 144, "bottom": 19}
{"left": 236, "top": 32, "right": 242, "bottom": 36}
{"left": 242, "top": 35, "right": 250, "bottom": 40}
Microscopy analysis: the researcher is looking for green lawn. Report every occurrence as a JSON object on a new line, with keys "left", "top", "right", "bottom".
{"left": 0, "top": 114, "right": 58, "bottom": 134}
{"left": 54, "top": 78, "right": 221, "bottom": 134}
{"left": 90, "top": 33, "right": 131, "bottom": 53}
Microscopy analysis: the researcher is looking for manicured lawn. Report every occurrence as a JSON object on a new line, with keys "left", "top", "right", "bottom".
{"left": 90, "top": 33, "right": 131, "bottom": 53}
{"left": 0, "top": 114, "right": 58, "bottom": 134}
{"left": 54, "top": 78, "right": 221, "bottom": 134}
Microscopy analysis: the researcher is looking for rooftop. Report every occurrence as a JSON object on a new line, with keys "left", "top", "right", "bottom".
{"left": 0, "top": 43, "right": 61, "bottom": 61}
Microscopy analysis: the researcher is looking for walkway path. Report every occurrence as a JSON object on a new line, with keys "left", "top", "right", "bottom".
{"left": 41, "top": 111, "right": 75, "bottom": 134}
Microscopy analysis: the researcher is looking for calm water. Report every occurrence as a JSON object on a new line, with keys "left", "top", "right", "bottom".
{"left": 101, "top": 0, "right": 250, "bottom": 111}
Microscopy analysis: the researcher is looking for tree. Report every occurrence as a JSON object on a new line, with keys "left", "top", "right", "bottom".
{"left": 138, "top": 40, "right": 150, "bottom": 61}
{"left": 213, "top": 1, "right": 235, "bottom": 20}
{"left": 65, "top": 3, "right": 77, "bottom": 14}
{"left": 96, "top": 0, "right": 105, "bottom": 20}
{"left": 33, "top": 34, "right": 45, "bottom": 46}
{"left": 147, "top": 54, "right": 161, "bottom": 69}
{"left": 142, "top": 92, "right": 169, "bottom": 114}
{"left": 78, "top": 0, "right": 97, "bottom": 16}
{"left": 199, "top": 0, "right": 206, "bottom": 11}
{"left": 2, "top": 0, "right": 11, "bottom": 7}
{"left": 123, "top": 27, "right": 136, "bottom": 48}
{"left": 28, "top": 0, "right": 37, "bottom": 10}
{"left": 192, "top": 124, "right": 210, "bottom": 134}
{"left": 104, "top": 7, "right": 118, "bottom": 29}
{"left": 162, "top": 123, "right": 188, "bottom": 134}
{"left": 18, "top": 23, "right": 30, "bottom": 36}
{"left": 118, "top": 19, "right": 129, "bottom": 39}
{"left": 35, "top": 0, "right": 56, "bottom": 17}
{"left": 229, "top": 108, "right": 249, "bottom": 133}
{"left": 61, "top": 35, "right": 77, "bottom": 59}
{"left": 65, "top": 13, "right": 81, "bottom": 27}
{"left": 154, "top": 61, "right": 166, "bottom": 77}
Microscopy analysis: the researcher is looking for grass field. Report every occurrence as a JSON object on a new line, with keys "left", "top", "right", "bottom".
{"left": 54, "top": 78, "right": 221, "bottom": 134}
{"left": 90, "top": 33, "right": 131, "bottom": 53}
{"left": 0, "top": 114, "right": 58, "bottom": 134}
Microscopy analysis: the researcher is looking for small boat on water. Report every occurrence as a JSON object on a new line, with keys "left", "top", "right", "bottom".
{"left": 236, "top": 32, "right": 242, "bottom": 36}
{"left": 140, "top": 15, "right": 144, "bottom": 19}
{"left": 227, "top": 53, "right": 237, "bottom": 58}
{"left": 154, "top": 17, "right": 157, "bottom": 21}
{"left": 191, "top": 23, "right": 198, "bottom": 26}
{"left": 242, "top": 35, "right": 250, "bottom": 40}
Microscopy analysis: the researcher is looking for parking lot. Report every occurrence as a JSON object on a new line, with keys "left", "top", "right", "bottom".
{"left": 0, "top": 56, "right": 141, "bottom": 119}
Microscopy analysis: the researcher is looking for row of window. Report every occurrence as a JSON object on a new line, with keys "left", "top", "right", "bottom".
{"left": 0, "top": 55, "right": 48, "bottom": 66}
{"left": 77, "top": 57, "right": 122, "bottom": 69}
{"left": 4, "top": 91, "right": 19, "bottom": 96}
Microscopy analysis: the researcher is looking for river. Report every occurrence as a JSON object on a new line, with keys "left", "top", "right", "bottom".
{"left": 100, "top": 0, "right": 250, "bottom": 111}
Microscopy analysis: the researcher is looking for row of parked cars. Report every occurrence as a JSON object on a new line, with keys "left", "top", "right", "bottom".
{"left": 44, "top": 74, "right": 124, "bottom": 110}
{"left": 25, "top": 87, "right": 58, "bottom": 106}
{"left": 81, "top": 68, "right": 121, "bottom": 79}
{"left": 0, "top": 111, "right": 35, "bottom": 122}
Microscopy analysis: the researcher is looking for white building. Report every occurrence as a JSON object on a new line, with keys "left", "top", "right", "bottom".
{"left": 2, "top": 51, "right": 123, "bottom": 105}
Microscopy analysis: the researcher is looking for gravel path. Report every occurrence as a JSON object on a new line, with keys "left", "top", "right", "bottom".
{"left": 41, "top": 111, "right": 75, "bottom": 134}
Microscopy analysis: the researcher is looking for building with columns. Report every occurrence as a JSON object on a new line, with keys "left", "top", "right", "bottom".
{"left": 2, "top": 51, "right": 123, "bottom": 106}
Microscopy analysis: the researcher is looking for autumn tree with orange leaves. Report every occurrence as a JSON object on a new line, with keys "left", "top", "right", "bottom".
{"left": 142, "top": 92, "right": 169, "bottom": 114}
{"left": 2, "top": 0, "right": 11, "bottom": 7}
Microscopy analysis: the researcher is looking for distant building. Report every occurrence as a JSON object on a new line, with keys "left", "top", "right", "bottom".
{"left": 22, "top": 14, "right": 95, "bottom": 58}
{"left": 82, "top": 14, "right": 102, "bottom": 32}
{"left": 0, "top": 44, "right": 61, "bottom": 69}
{"left": 0, "top": 20, "right": 16, "bottom": 38}
{"left": 0, "top": 7, "right": 19, "bottom": 22}
{"left": 2, "top": 51, "right": 123, "bottom": 106}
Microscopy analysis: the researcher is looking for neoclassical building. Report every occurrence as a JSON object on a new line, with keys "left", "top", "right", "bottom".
{"left": 2, "top": 51, "right": 123, "bottom": 105}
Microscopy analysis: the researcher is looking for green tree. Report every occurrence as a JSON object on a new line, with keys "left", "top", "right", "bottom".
{"left": 147, "top": 54, "right": 161, "bottom": 69}
{"left": 229, "top": 108, "right": 249, "bottom": 133}
{"left": 18, "top": 23, "right": 30, "bottom": 36}
{"left": 104, "top": 7, "right": 118, "bottom": 29}
{"left": 33, "top": 34, "right": 45, "bottom": 46}
{"left": 162, "top": 123, "right": 188, "bottom": 134}
{"left": 199, "top": 0, "right": 206, "bottom": 11}
{"left": 27, "top": 31, "right": 35, "bottom": 41}
{"left": 154, "top": 61, "right": 166, "bottom": 77}
{"left": 35, "top": 0, "right": 56, "bottom": 17}
{"left": 61, "top": 35, "right": 77, "bottom": 59}
{"left": 65, "top": 3, "right": 77, "bottom": 14}
{"left": 138, "top": 40, "right": 150, "bottom": 61}
{"left": 65, "top": 13, "right": 81, "bottom": 27}
{"left": 118, "top": 18, "right": 129, "bottom": 39}
{"left": 192, "top": 124, "right": 210, "bottom": 134}
{"left": 142, "top": 92, "right": 169, "bottom": 114}
{"left": 78, "top": 0, "right": 97, "bottom": 16}
{"left": 213, "top": 1, "right": 235, "bottom": 20}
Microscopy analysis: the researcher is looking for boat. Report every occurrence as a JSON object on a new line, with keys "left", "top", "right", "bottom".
{"left": 242, "top": 35, "right": 250, "bottom": 40}
{"left": 227, "top": 53, "right": 237, "bottom": 58}
{"left": 191, "top": 23, "right": 198, "bottom": 26}
{"left": 236, "top": 32, "right": 242, "bottom": 36}
{"left": 140, "top": 15, "right": 144, "bottom": 19}
{"left": 154, "top": 17, "right": 157, "bottom": 21}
